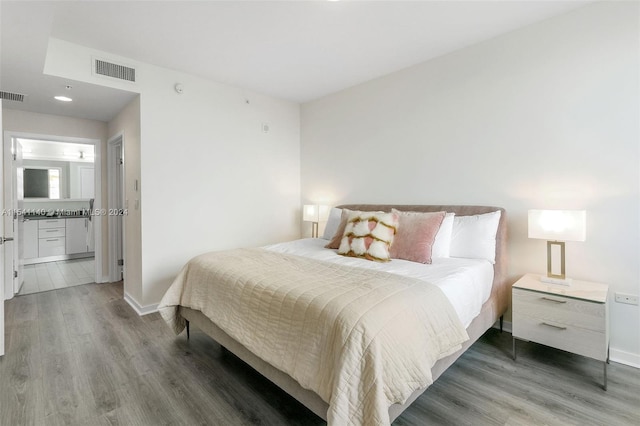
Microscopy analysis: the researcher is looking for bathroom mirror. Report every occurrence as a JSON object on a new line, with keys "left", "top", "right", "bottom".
{"left": 18, "top": 138, "right": 95, "bottom": 200}
{"left": 23, "top": 160, "right": 94, "bottom": 199}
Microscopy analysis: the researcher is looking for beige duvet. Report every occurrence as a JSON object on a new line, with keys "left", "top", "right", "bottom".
{"left": 158, "top": 248, "right": 468, "bottom": 426}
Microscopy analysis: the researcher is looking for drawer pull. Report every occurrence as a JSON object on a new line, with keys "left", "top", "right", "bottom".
{"left": 541, "top": 322, "right": 567, "bottom": 330}
{"left": 541, "top": 297, "right": 567, "bottom": 304}
{"left": 46, "top": 239, "right": 58, "bottom": 242}
{"left": 45, "top": 230, "right": 57, "bottom": 232}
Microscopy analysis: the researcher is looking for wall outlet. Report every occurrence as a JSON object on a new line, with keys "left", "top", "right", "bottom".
{"left": 614, "top": 293, "right": 639, "bottom": 305}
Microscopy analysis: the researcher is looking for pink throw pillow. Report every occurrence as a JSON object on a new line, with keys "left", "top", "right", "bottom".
{"left": 389, "top": 210, "right": 446, "bottom": 264}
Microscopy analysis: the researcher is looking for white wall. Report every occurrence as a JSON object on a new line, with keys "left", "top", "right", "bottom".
{"left": 138, "top": 70, "right": 300, "bottom": 306}
{"left": 301, "top": 2, "right": 639, "bottom": 364}
{"left": 2, "top": 109, "right": 108, "bottom": 277}
{"left": 44, "top": 39, "right": 301, "bottom": 309}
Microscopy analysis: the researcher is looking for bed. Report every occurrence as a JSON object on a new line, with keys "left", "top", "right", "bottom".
{"left": 159, "top": 204, "right": 508, "bottom": 425}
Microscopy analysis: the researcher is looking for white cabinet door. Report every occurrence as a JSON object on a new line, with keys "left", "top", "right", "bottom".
{"left": 65, "top": 218, "right": 88, "bottom": 254}
{"left": 23, "top": 220, "right": 38, "bottom": 259}
{"left": 39, "top": 237, "right": 65, "bottom": 257}
{"left": 87, "top": 219, "right": 95, "bottom": 252}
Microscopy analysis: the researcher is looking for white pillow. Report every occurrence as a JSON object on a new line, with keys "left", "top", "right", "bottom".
{"left": 321, "top": 207, "right": 342, "bottom": 240}
{"left": 432, "top": 212, "right": 455, "bottom": 258}
{"left": 449, "top": 210, "right": 501, "bottom": 264}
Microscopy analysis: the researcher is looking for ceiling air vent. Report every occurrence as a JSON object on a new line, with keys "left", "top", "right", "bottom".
{"left": 0, "top": 91, "right": 26, "bottom": 102}
{"left": 94, "top": 59, "right": 136, "bottom": 82}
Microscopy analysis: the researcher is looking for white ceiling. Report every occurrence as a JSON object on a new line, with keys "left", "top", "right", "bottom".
{"left": 0, "top": 1, "right": 137, "bottom": 122}
{"left": 1, "top": 1, "right": 592, "bottom": 121}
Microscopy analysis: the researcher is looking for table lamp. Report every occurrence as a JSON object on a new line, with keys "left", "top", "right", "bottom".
{"left": 303, "top": 204, "right": 330, "bottom": 238}
{"left": 528, "top": 209, "right": 586, "bottom": 285}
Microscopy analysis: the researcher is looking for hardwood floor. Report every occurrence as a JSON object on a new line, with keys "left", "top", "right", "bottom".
{"left": 1, "top": 281, "right": 638, "bottom": 425}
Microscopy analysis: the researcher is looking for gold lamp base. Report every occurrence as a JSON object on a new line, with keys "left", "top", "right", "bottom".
{"left": 543, "top": 240, "right": 572, "bottom": 286}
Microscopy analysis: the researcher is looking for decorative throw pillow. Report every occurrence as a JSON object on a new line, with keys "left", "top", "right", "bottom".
{"left": 432, "top": 212, "right": 455, "bottom": 258}
{"left": 449, "top": 210, "right": 501, "bottom": 264}
{"left": 389, "top": 209, "right": 446, "bottom": 264}
{"left": 337, "top": 211, "right": 399, "bottom": 262}
{"left": 325, "top": 208, "right": 354, "bottom": 249}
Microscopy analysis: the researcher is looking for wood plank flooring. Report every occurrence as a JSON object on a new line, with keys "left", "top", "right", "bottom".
{"left": 1, "top": 281, "right": 638, "bottom": 425}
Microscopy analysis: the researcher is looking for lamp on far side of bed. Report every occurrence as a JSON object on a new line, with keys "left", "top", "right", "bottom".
{"left": 303, "top": 204, "right": 330, "bottom": 238}
{"left": 528, "top": 209, "right": 586, "bottom": 286}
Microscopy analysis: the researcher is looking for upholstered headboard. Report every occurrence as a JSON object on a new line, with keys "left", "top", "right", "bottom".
{"left": 336, "top": 204, "right": 509, "bottom": 320}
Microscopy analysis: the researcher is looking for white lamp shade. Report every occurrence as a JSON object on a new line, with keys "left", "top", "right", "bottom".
{"left": 318, "top": 205, "right": 331, "bottom": 222}
{"left": 303, "top": 204, "right": 319, "bottom": 222}
{"left": 528, "top": 210, "right": 586, "bottom": 242}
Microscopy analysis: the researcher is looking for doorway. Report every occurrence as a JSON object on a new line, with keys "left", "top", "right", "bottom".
{"left": 2, "top": 131, "right": 103, "bottom": 298}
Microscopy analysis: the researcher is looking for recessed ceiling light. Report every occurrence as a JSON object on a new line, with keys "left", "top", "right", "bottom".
{"left": 54, "top": 95, "right": 72, "bottom": 102}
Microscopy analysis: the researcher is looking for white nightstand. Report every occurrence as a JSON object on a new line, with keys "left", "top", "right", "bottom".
{"left": 512, "top": 273, "right": 610, "bottom": 390}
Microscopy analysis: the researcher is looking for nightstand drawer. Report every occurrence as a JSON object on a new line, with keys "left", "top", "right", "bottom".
{"left": 513, "top": 314, "right": 607, "bottom": 361}
{"left": 513, "top": 288, "right": 605, "bottom": 332}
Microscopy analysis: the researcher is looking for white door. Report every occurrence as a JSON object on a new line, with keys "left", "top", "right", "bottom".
{"left": 1, "top": 125, "right": 6, "bottom": 356}
{"left": 3, "top": 138, "right": 23, "bottom": 298}
{"left": 115, "top": 147, "right": 124, "bottom": 280}
{"left": 14, "top": 140, "right": 24, "bottom": 293}
{"left": 108, "top": 136, "right": 124, "bottom": 282}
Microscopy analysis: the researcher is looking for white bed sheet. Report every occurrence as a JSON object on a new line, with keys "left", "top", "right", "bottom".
{"left": 264, "top": 238, "right": 494, "bottom": 328}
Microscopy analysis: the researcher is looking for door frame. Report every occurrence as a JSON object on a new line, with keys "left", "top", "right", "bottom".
{"left": 2, "top": 130, "right": 104, "bottom": 296}
{"left": 107, "top": 132, "right": 125, "bottom": 283}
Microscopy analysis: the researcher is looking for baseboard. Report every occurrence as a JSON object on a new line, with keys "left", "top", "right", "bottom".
{"left": 493, "top": 320, "right": 639, "bottom": 368}
{"left": 124, "top": 292, "right": 159, "bottom": 316}
{"left": 609, "top": 348, "right": 640, "bottom": 368}
{"left": 23, "top": 252, "right": 94, "bottom": 266}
